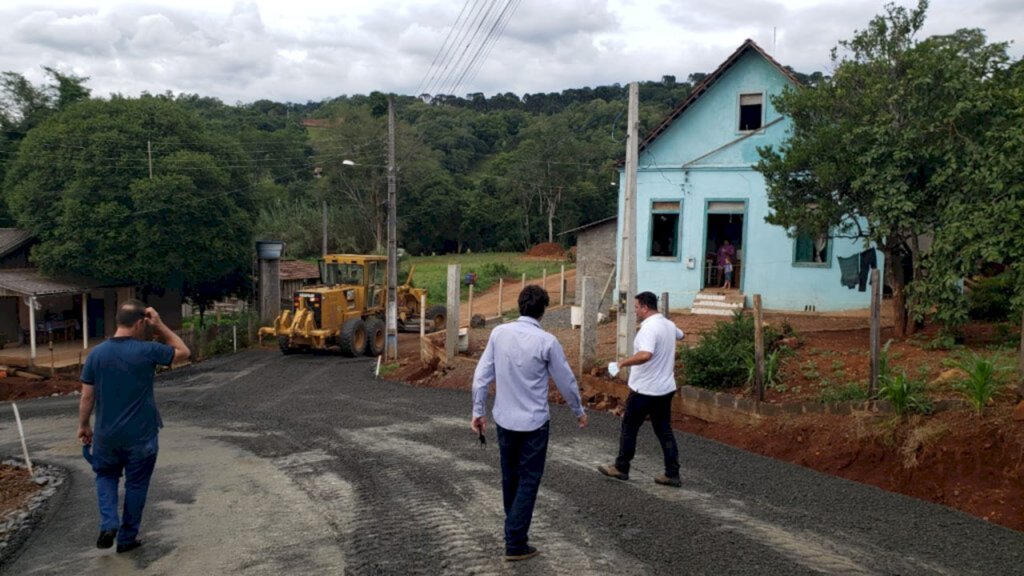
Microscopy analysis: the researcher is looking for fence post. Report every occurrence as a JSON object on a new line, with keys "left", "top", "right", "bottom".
{"left": 498, "top": 278, "right": 504, "bottom": 318}
{"left": 420, "top": 293, "right": 427, "bottom": 341}
{"left": 869, "top": 269, "right": 881, "bottom": 395}
{"left": 580, "top": 276, "right": 599, "bottom": 375}
{"left": 446, "top": 264, "right": 461, "bottom": 363}
{"left": 542, "top": 268, "right": 547, "bottom": 291}
{"left": 660, "top": 292, "right": 670, "bottom": 316}
{"left": 521, "top": 272, "right": 526, "bottom": 289}
{"left": 753, "top": 294, "right": 765, "bottom": 402}
{"left": 560, "top": 265, "right": 566, "bottom": 306}
{"left": 233, "top": 325, "right": 238, "bottom": 353}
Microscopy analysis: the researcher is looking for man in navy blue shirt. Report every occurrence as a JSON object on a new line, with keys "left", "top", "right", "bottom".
{"left": 78, "top": 299, "right": 190, "bottom": 553}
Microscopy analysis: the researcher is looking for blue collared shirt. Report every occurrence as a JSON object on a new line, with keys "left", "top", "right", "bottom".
{"left": 472, "top": 316, "right": 585, "bottom": 432}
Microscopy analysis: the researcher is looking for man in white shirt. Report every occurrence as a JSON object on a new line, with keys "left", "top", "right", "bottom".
{"left": 599, "top": 291, "right": 684, "bottom": 487}
{"left": 472, "top": 285, "right": 587, "bottom": 562}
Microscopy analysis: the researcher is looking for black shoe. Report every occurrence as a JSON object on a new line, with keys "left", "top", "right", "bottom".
{"left": 116, "top": 540, "right": 143, "bottom": 554}
{"left": 96, "top": 529, "right": 117, "bottom": 549}
{"left": 598, "top": 463, "right": 629, "bottom": 481}
{"left": 504, "top": 545, "right": 540, "bottom": 562}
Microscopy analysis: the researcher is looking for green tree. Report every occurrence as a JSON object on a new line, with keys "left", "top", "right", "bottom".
{"left": 3, "top": 96, "right": 254, "bottom": 301}
{"left": 756, "top": 0, "right": 1011, "bottom": 336}
{"left": 0, "top": 67, "right": 91, "bottom": 223}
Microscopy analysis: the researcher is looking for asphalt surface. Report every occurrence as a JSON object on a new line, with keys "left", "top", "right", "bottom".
{"left": 2, "top": 348, "right": 1023, "bottom": 575}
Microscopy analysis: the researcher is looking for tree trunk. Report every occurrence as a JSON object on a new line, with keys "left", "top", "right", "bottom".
{"left": 884, "top": 246, "right": 909, "bottom": 337}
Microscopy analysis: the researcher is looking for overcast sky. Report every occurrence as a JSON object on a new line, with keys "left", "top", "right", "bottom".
{"left": 1, "top": 0, "right": 1020, "bottom": 104}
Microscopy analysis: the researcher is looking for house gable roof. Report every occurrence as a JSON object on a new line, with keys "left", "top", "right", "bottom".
{"left": 635, "top": 39, "right": 799, "bottom": 160}
{"left": 0, "top": 228, "right": 34, "bottom": 259}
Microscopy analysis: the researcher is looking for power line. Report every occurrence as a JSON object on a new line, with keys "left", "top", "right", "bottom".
{"left": 434, "top": 0, "right": 502, "bottom": 97}
{"left": 423, "top": 0, "right": 491, "bottom": 97}
{"left": 415, "top": 0, "right": 474, "bottom": 97}
{"left": 449, "top": 0, "right": 521, "bottom": 97}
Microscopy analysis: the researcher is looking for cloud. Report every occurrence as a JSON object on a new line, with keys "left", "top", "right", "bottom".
{"left": 13, "top": 9, "right": 122, "bottom": 55}
{"left": 0, "top": 0, "right": 1018, "bottom": 104}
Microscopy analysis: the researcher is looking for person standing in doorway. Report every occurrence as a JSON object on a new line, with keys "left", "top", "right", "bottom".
{"left": 723, "top": 256, "right": 734, "bottom": 290}
{"left": 599, "top": 291, "right": 685, "bottom": 487}
{"left": 717, "top": 239, "right": 736, "bottom": 287}
{"left": 77, "top": 300, "right": 190, "bottom": 553}
{"left": 471, "top": 285, "right": 587, "bottom": 562}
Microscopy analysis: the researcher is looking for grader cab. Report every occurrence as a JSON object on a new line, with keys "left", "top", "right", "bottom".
{"left": 259, "top": 254, "right": 446, "bottom": 356}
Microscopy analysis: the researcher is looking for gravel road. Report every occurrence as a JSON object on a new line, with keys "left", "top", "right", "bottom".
{"left": 1, "top": 349, "right": 1021, "bottom": 575}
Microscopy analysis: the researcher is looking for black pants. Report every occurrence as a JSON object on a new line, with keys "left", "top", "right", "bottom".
{"left": 615, "top": 391, "right": 680, "bottom": 477}
{"left": 496, "top": 422, "right": 549, "bottom": 554}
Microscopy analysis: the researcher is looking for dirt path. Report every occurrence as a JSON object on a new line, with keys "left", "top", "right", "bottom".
{"left": 458, "top": 268, "right": 576, "bottom": 326}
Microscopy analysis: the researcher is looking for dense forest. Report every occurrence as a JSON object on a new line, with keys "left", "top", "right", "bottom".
{"left": 0, "top": 65, "right": 827, "bottom": 264}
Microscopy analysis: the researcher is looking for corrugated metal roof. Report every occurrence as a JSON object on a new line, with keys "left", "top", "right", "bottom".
{"left": 0, "top": 268, "right": 106, "bottom": 297}
{"left": 559, "top": 216, "right": 616, "bottom": 236}
{"left": 0, "top": 228, "right": 34, "bottom": 258}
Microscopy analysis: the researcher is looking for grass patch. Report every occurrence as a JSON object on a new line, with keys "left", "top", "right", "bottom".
{"left": 402, "top": 252, "right": 573, "bottom": 305}
{"left": 819, "top": 382, "right": 870, "bottom": 404}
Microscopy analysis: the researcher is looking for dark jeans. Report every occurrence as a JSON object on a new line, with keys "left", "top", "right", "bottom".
{"left": 91, "top": 435, "right": 159, "bottom": 545}
{"left": 496, "top": 422, "right": 549, "bottom": 554}
{"left": 615, "top": 391, "right": 680, "bottom": 477}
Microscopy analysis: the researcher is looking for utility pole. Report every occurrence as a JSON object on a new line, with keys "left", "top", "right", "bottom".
{"left": 616, "top": 82, "right": 639, "bottom": 365}
{"left": 386, "top": 94, "right": 398, "bottom": 361}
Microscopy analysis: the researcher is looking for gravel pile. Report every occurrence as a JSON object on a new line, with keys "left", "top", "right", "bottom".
{"left": 0, "top": 459, "right": 66, "bottom": 565}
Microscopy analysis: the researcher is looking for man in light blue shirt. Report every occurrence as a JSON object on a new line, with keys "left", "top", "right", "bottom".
{"left": 472, "top": 285, "right": 587, "bottom": 562}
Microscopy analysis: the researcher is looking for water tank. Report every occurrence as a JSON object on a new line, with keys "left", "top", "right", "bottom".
{"left": 255, "top": 240, "right": 285, "bottom": 260}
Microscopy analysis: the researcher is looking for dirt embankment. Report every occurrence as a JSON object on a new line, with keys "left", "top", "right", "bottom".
{"left": 392, "top": 281, "right": 1024, "bottom": 532}
{"left": 0, "top": 376, "right": 80, "bottom": 402}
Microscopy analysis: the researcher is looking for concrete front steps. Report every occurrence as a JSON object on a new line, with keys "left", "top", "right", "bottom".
{"left": 690, "top": 291, "right": 745, "bottom": 316}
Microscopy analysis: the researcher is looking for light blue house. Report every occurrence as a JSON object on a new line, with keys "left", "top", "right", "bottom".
{"left": 616, "top": 39, "right": 882, "bottom": 313}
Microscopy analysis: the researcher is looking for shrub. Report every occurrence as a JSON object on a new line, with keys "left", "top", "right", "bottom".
{"left": 481, "top": 261, "right": 513, "bottom": 279}
{"left": 681, "top": 311, "right": 787, "bottom": 389}
{"left": 967, "top": 274, "right": 1013, "bottom": 321}
{"left": 950, "top": 352, "right": 1010, "bottom": 415}
{"left": 819, "top": 382, "right": 869, "bottom": 404}
{"left": 877, "top": 372, "right": 933, "bottom": 416}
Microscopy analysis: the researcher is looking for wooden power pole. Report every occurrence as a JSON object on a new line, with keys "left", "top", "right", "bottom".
{"left": 616, "top": 82, "right": 639, "bottom": 364}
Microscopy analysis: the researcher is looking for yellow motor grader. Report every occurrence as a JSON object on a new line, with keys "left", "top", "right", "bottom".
{"left": 259, "top": 254, "right": 447, "bottom": 356}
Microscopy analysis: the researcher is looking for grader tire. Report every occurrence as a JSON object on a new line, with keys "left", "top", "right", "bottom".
{"left": 277, "top": 336, "right": 297, "bottom": 355}
{"left": 339, "top": 318, "right": 366, "bottom": 357}
{"left": 364, "top": 317, "right": 385, "bottom": 357}
{"left": 424, "top": 305, "right": 447, "bottom": 333}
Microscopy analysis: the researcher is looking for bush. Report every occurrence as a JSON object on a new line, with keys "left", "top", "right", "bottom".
{"left": 681, "top": 311, "right": 787, "bottom": 389}
{"left": 967, "top": 274, "right": 1013, "bottom": 321}
{"left": 481, "top": 261, "right": 513, "bottom": 279}
{"left": 877, "top": 372, "right": 933, "bottom": 416}
{"left": 950, "top": 352, "right": 1010, "bottom": 415}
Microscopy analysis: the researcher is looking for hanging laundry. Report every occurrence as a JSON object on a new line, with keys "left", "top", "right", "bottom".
{"left": 838, "top": 255, "right": 859, "bottom": 289}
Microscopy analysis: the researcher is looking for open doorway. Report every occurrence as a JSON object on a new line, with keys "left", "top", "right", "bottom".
{"left": 703, "top": 208, "right": 745, "bottom": 291}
